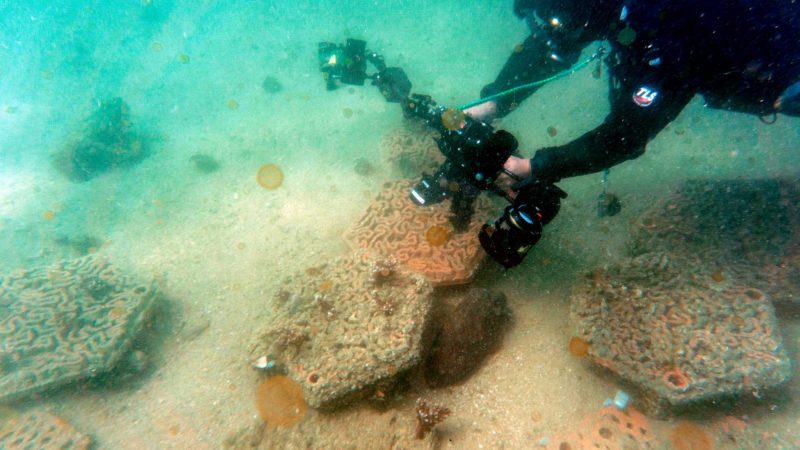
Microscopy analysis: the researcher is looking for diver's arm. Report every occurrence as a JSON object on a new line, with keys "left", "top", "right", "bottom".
{"left": 529, "top": 79, "right": 696, "bottom": 182}
{"left": 481, "top": 30, "right": 587, "bottom": 118}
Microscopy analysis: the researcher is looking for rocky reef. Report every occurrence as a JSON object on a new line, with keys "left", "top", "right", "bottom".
{"left": 424, "top": 288, "right": 513, "bottom": 387}
{"left": 53, "top": 97, "right": 152, "bottom": 182}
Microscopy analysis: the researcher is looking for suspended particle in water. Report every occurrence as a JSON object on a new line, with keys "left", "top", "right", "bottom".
{"left": 151, "top": 42, "right": 163, "bottom": 52}
{"left": 178, "top": 53, "right": 190, "bottom": 64}
{"left": 568, "top": 336, "right": 590, "bottom": 357}
{"left": 257, "top": 163, "right": 284, "bottom": 189}
{"left": 227, "top": 99, "right": 239, "bottom": 110}
{"left": 425, "top": 225, "right": 450, "bottom": 247}
{"left": 255, "top": 375, "right": 307, "bottom": 427}
{"left": 547, "top": 126, "right": 558, "bottom": 137}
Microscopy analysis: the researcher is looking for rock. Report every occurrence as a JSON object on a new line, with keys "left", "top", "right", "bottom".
{"left": 252, "top": 251, "right": 434, "bottom": 409}
{"left": 52, "top": 97, "right": 152, "bottom": 182}
{"left": 262, "top": 76, "right": 283, "bottom": 94}
{"left": 189, "top": 153, "right": 220, "bottom": 173}
{"left": 572, "top": 252, "right": 791, "bottom": 416}
{"left": 424, "top": 288, "right": 513, "bottom": 387}
{"left": 0, "top": 255, "right": 158, "bottom": 403}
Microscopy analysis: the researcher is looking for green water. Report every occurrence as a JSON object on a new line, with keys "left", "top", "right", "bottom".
{"left": 0, "top": 1, "right": 798, "bottom": 449}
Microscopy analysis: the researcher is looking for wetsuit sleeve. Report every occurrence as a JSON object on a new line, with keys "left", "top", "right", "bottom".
{"left": 529, "top": 76, "right": 695, "bottom": 182}
{"left": 481, "top": 30, "right": 587, "bottom": 118}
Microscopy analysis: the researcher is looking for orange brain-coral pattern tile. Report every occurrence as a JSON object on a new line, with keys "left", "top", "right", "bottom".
{"left": 344, "top": 180, "right": 494, "bottom": 286}
{"left": 544, "top": 405, "right": 660, "bottom": 450}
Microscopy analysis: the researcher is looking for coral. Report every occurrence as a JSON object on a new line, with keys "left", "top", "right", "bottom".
{"left": 571, "top": 251, "right": 791, "bottom": 415}
{"left": 257, "top": 163, "right": 283, "bottom": 189}
{"left": 631, "top": 178, "right": 800, "bottom": 306}
{"left": 252, "top": 251, "right": 433, "bottom": 409}
{"left": 670, "top": 421, "right": 713, "bottom": 450}
{"left": 52, "top": 97, "right": 151, "bottom": 182}
{"left": 543, "top": 405, "right": 659, "bottom": 450}
{"left": 0, "top": 255, "right": 158, "bottom": 403}
{"left": 380, "top": 122, "right": 444, "bottom": 177}
{"left": 255, "top": 375, "right": 307, "bottom": 427}
{"left": 343, "top": 180, "right": 494, "bottom": 286}
{"left": 424, "top": 288, "right": 512, "bottom": 387}
{"left": 0, "top": 410, "right": 91, "bottom": 449}
{"left": 414, "top": 398, "right": 450, "bottom": 439}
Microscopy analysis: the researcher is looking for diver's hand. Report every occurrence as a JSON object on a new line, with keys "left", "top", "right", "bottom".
{"left": 496, "top": 155, "right": 531, "bottom": 198}
{"left": 464, "top": 100, "right": 498, "bottom": 123}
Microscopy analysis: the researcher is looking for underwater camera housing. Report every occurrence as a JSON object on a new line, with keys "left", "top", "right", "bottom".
{"left": 479, "top": 180, "right": 566, "bottom": 268}
{"left": 402, "top": 94, "right": 519, "bottom": 229}
{"left": 318, "top": 39, "right": 411, "bottom": 102}
{"left": 317, "top": 38, "right": 565, "bottom": 268}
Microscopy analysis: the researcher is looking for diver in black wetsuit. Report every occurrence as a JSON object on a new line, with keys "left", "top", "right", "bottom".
{"left": 469, "top": 0, "right": 800, "bottom": 186}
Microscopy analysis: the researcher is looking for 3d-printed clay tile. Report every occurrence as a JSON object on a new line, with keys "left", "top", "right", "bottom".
{"left": 571, "top": 251, "right": 791, "bottom": 415}
{"left": 252, "top": 251, "right": 434, "bottom": 409}
{"left": 631, "top": 178, "right": 800, "bottom": 306}
{"left": 343, "top": 180, "right": 494, "bottom": 286}
{"left": 0, "top": 410, "right": 91, "bottom": 450}
{"left": 380, "top": 122, "right": 444, "bottom": 176}
{"left": 0, "top": 255, "right": 157, "bottom": 404}
{"left": 543, "top": 405, "right": 660, "bottom": 450}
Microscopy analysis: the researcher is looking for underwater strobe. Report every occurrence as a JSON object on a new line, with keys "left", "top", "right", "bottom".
{"left": 317, "top": 38, "right": 566, "bottom": 268}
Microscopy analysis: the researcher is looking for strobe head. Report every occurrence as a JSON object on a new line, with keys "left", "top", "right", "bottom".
{"left": 409, "top": 164, "right": 451, "bottom": 207}
{"left": 318, "top": 39, "right": 368, "bottom": 89}
{"left": 479, "top": 181, "right": 566, "bottom": 268}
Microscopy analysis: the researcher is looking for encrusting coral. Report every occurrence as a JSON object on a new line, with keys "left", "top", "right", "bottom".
{"left": 572, "top": 178, "right": 800, "bottom": 415}
{"left": 0, "top": 410, "right": 92, "bottom": 450}
{"left": 542, "top": 405, "right": 659, "bottom": 449}
{"left": 343, "top": 180, "right": 493, "bottom": 286}
{"left": 251, "top": 251, "right": 433, "bottom": 409}
{"left": 380, "top": 122, "right": 443, "bottom": 177}
{"left": 631, "top": 178, "right": 800, "bottom": 306}
{"left": 0, "top": 254, "right": 157, "bottom": 404}
{"left": 571, "top": 251, "right": 791, "bottom": 415}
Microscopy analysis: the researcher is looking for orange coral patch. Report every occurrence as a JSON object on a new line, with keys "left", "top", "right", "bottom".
{"left": 257, "top": 164, "right": 284, "bottom": 190}
{"left": 255, "top": 376, "right": 307, "bottom": 427}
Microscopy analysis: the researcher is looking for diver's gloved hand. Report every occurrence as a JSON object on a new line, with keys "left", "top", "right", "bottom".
{"left": 464, "top": 100, "right": 498, "bottom": 123}
{"left": 495, "top": 155, "right": 532, "bottom": 199}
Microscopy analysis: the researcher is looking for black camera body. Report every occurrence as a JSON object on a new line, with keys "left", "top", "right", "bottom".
{"left": 318, "top": 39, "right": 566, "bottom": 268}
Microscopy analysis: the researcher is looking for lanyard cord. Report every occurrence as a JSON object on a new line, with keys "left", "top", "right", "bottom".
{"left": 457, "top": 46, "right": 606, "bottom": 111}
